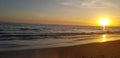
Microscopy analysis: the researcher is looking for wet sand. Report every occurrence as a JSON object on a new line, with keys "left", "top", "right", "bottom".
{"left": 0, "top": 40, "right": 120, "bottom": 58}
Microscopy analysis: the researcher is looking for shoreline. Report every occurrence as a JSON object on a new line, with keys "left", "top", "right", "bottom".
{"left": 0, "top": 40, "right": 120, "bottom": 58}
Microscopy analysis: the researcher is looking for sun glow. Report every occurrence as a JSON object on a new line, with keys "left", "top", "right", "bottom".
{"left": 99, "top": 18, "right": 110, "bottom": 26}
{"left": 98, "top": 18, "right": 111, "bottom": 31}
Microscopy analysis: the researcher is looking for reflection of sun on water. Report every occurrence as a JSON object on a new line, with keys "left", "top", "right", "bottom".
{"left": 102, "top": 34, "right": 107, "bottom": 42}
{"left": 94, "top": 34, "right": 108, "bottom": 43}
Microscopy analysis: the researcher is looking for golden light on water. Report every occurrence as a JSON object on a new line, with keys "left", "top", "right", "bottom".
{"left": 95, "top": 34, "right": 108, "bottom": 42}
{"left": 101, "top": 34, "right": 107, "bottom": 42}
{"left": 91, "top": 34, "right": 120, "bottom": 43}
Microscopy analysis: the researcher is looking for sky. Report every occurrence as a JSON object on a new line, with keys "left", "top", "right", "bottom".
{"left": 0, "top": 0, "right": 120, "bottom": 26}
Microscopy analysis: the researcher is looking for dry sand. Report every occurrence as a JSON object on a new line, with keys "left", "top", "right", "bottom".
{"left": 0, "top": 40, "right": 120, "bottom": 58}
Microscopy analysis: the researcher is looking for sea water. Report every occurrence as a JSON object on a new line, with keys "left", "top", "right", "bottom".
{"left": 0, "top": 23, "right": 120, "bottom": 51}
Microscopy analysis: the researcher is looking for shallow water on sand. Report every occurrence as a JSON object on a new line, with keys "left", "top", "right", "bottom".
{"left": 0, "top": 34, "right": 120, "bottom": 51}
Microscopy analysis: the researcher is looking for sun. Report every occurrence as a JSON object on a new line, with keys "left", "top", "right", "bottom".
{"left": 99, "top": 18, "right": 110, "bottom": 26}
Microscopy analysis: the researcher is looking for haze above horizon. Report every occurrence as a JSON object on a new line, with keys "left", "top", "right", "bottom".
{"left": 0, "top": 0, "right": 120, "bottom": 26}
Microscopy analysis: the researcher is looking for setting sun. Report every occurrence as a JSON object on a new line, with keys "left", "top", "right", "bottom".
{"left": 99, "top": 18, "right": 110, "bottom": 26}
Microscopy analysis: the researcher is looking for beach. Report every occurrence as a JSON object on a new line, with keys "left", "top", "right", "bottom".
{"left": 1, "top": 23, "right": 120, "bottom": 58}
{"left": 1, "top": 0, "right": 120, "bottom": 58}
{"left": 0, "top": 40, "right": 120, "bottom": 58}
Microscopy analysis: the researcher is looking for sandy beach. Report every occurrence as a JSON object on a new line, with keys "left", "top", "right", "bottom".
{"left": 0, "top": 40, "right": 120, "bottom": 58}
{"left": 1, "top": 0, "right": 120, "bottom": 58}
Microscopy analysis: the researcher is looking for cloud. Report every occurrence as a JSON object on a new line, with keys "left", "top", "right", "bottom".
{"left": 81, "top": 0, "right": 117, "bottom": 8}
{"left": 57, "top": 0, "right": 117, "bottom": 8}
{"left": 58, "top": 0, "right": 80, "bottom": 7}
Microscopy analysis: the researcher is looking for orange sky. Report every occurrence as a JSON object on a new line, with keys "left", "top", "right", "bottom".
{"left": 0, "top": 0, "right": 120, "bottom": 26}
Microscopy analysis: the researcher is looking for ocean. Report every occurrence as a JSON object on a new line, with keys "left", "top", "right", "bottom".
{"left": 0, "top": 23, "right": 120, "bottom": 51}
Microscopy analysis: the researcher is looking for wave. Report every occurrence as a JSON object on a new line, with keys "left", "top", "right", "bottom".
{"left": 1, "top": 23, "right": 120, "bottom": 41}
{"left": 0, "top": 31, "right": 120, "bottom": 41}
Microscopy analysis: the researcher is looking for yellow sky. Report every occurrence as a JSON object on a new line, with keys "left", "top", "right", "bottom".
{"left": 0, "top": 0, "right": 120, "bottom": 26}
